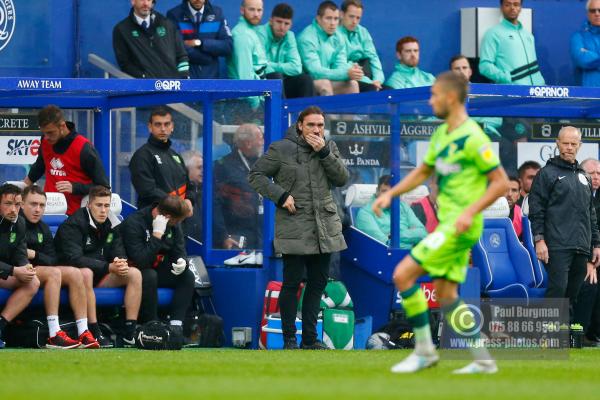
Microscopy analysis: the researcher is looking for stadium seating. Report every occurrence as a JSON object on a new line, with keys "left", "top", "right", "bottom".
{"left": 471, "top": 197, "right": 543, "bottom": 300}
{"left": 344, "top": 184, "right": 377, "bottom": 225}
{"left": 400, "top": 185, "right": 430, "bottom": 206}
{"left": 521, "top": 216, "right": 548, "bottom": 293}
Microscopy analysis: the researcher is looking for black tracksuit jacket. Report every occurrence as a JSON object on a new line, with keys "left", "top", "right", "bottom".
{"left": 54, "top": 207, "right": 126, "bottom": 277}
{"left": 0, "top": 216, "right": 28, "bottom": 280}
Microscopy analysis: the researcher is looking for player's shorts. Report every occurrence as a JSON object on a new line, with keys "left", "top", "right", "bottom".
{"left": 410, "top": 219, "right": 482, "bottom": 283}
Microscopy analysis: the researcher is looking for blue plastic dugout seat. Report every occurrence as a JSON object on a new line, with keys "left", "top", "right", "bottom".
{"left": 471, "top": 197, "right": 543, "bottom": 300}
{"left": 521, "top": 216, "right": 547, "bottom": 294}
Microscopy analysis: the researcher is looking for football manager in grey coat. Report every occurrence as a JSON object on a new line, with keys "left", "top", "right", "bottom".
{"left": 249, "top": 105, "right": 349, "bottom": 350}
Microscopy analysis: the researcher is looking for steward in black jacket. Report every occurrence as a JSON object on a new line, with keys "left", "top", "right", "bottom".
{"left": 120, "top": 197, "right": 195, "bottom": 323}
{"left": 113, "top": 7, "right": 190, "bottom": 78}
{"left": 23, "top": 215, "right": 57, "bottom": 266}
{"left": 54, "top": 206, "right": 126, "bottom": 284}
{"left": 129, "top": 134, "right": 192, "bottom": 210}
{"left": 529, "top": 156, "right": 600, "bottom": 254}
{"left": 0, "top": 216, "right": 28, "bottom": 280}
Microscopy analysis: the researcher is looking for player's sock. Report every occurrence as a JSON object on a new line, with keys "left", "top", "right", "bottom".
{"left": 47, "top": 315, "right": 60, "bottom": 338}
{"left": 76, "top": 318, "right": 88, "bottom": 336}
{"left": 442, "top": 298, "right": 492, "bottom": 361}
{"left": 0, "top": 315, "right": 8, "bottom": 338}
{"left": 400, "top": 285, "right": 434, "bottom": 355}
{"left": 124, "top": 320, "right": 136, "bottom": 339}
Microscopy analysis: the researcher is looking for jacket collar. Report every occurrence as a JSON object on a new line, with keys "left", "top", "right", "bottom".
{"left": 583, "top": 20, "right": 600, "bottom": 34}
{"left": 312, "top": 19, "right": 333, "bottom": 41}
{"left": 547, "top": 156, "right": 582, "bottom": 171}
{"left": 338, "top": 25, "right": 358, "bottom": 38}
{"left": 501, "top": 18, "right": 523, "bottom": 30}
{"left": 394, "top": 62, "right": 419, "bottom": 74}
{"left": 148, "top": 135, "right": 172, "bottom": 149}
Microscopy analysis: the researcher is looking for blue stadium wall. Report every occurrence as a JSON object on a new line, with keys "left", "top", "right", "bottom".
{"left": 0, "top": 0, "right": 588, "bottom": 86}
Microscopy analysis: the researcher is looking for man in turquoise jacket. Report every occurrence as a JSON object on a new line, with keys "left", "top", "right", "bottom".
{"left": 384, "top": 36, "right": 435, "bottom": 89}
{"left": 338, "top": 0, "right": 384, "bottom": 92}
{"left": 355, "top": 175, "right": 427, "bottom": 249}
{"left": 256, "top": 3, "right": 314, "bottom": 98}
{"left": 571, "top": 0, "right": 600, "bottom": 87}
{"left": 479, "top": 0, "right": 545, "bottom": 85}
{"left": 227, "top": 0, "right": 267, "bottom": 109}
{"left": 298, "top": 1, "right": 362, "bottom": 96}
{"left": 450, "top": 55, "right": 503, "bottom": 140}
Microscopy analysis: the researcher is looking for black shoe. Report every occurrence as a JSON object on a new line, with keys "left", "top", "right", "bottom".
{"left": 283, "top": 337, "right": 299, "bottom": 350}
{"left": 583, "top": 335, "right": 600, "bottom": 348}
{"left": 95, "top": 332, "right": 114, "bottom": 348}
{"left": 300, "top": 340, "right": 329, "bottom": 350}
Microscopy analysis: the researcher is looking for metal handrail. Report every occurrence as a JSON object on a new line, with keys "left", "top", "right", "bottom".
{"left": 87, "top": 53, "right": 203, "bottom": 124}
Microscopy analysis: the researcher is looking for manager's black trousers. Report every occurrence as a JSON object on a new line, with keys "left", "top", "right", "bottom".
{"left": 280, "top": 253, "right": 330, "bottom": 344}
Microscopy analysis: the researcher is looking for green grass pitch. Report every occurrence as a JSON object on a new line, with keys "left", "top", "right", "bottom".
{"left": 0, "top": 348, "right": 597, "bottom": 399}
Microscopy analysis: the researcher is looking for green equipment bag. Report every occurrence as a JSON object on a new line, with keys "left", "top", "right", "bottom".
{"left": 322, "top": 308, "right": 355, "bottom": 350}
{"left": 297, "top": 279, "right": 354, "bottom": 311}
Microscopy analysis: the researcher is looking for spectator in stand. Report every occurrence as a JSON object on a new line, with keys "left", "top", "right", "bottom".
{"left": 181, "top": 150, "right": 203, "bottom": 241}
{"left": 338, "top": 0, "right": 384, "bottom": 92}
{"left": 0, "top": 184, "right": 39, "bottom": 349}
{"left": 516, "top": 160, "right": 541, "bottom": 212}
{"left": 450, "top": 54, "right": 503, "bottom": 139}
{"left": 256, "top": 3, "right": 314, "bottom": 98}
{"left": 574, "top": 158, "right": 600, "bottom": 345}
{"left": 54, "top": 186, "right": 142, "bottom": 348}
{"left": 571, "top": 0, "right": 600, "bottom": 87}
{"left": 411, "top": 177, "right": 439, "bottom": 233}
{"left": 214, "top": 124, "right": 264, "bottom": 250}
{"left": 24, "top": 105, "right": 109, "bottom": 216}
{"left": 121, "top": 195, "right": 195, "bottom": 346}
{"left": 298, "top": 1, "right": 362, "bottom": 96}
{"left": 167, "top": 0, "right": 233, "bottom": 79}
{"left": 113, "top": 0, "right": 190, "bottom": 78}
{"left": 479, "top": 0, "right": 545, "bottom": 85}
{"left": 529, "top": 127, "right": 600, "bottom": 316}
{"left": 227, "top": 0, "right": 268, "bottom": 110}
{"left": 505, "top": 176, "right": 522, "bottom": 238}
{"left": 355, "top": 175, "right": 427, "bottom": 248}
{"left": 129, "top": 107, "right": 194, "bottom": 217}
{"left": 21, "top": 185, "right": 99, "bottom": 349}
{"left": 384, "top": 36, "right": 435, "bottom": 89}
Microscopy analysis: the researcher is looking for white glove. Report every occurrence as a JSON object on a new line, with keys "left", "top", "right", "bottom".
{"left": 152, "top": 214, "right": 169, "bottom": 235}
{"left": 171, "top": 257, "right": 186, "bottom": 275}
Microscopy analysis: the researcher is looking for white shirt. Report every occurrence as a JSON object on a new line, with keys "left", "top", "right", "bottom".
{"left": 134, "top": 14, "right": 151, "bottom": 28}
{"left": 188, "top": 3, "right": 205, "bottom": 22}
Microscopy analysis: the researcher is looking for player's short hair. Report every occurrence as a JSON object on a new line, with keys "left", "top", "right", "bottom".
{"left": 0, "top": 183, "right": 22, "bottom": 201}
{"left": 271, "top": 3, "right": 293, "bottom": 19}
{"left": 234, "top": 124, "right": 262, "bottom": 147}
{"left": 157, "top": 195, "right": 187, "bottom": 219}
{"left": 317, "top": 1, "right": 338, "bottom": 16}
{"left": 295, "top": 106, "right": 325, "bottom": 134}
{"left": 435, "top": 71, "right": 469, "bottom": 104}
{"left": 38, "top": 105, "right": 65, "bottom": 128}
{"left": 500, "top": 0, "right": 522, "bottom": 5}
{"left": 149, "top": 106, "right": 172, "bottom": 123}
{"left": 508, "top": 176, "right": 521, "bottom": 187}
{"left": 23, "top": 185, "right": 46, "bottom": 200}
{"left": 449, "top": 54, "right": 468, "bottom": 69}
{"left": 89, "top": 185, "right": 112, "bottom": 202}
{"left": 517, "top": 161, "right": 541, "bottom": 178}
{"left": 396, "top": 36, "right": 419, "bottom": 53}
{"left": 341, "top": 0, "right": 363, "bottom": 12}
{"left": 378, "top": 174, "right": 392, "bottom": 189}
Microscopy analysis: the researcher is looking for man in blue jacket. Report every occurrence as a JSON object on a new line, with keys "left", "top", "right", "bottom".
{"left": 167, "top": 0, "right": 233, "bottom": 79}
{"left": 571, "top": 0, "right": 600, "bottom": 87}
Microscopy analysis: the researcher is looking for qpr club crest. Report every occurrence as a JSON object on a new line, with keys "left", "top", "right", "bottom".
{"left": 0, "top": 0, "right": 15, "bottom": 52}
